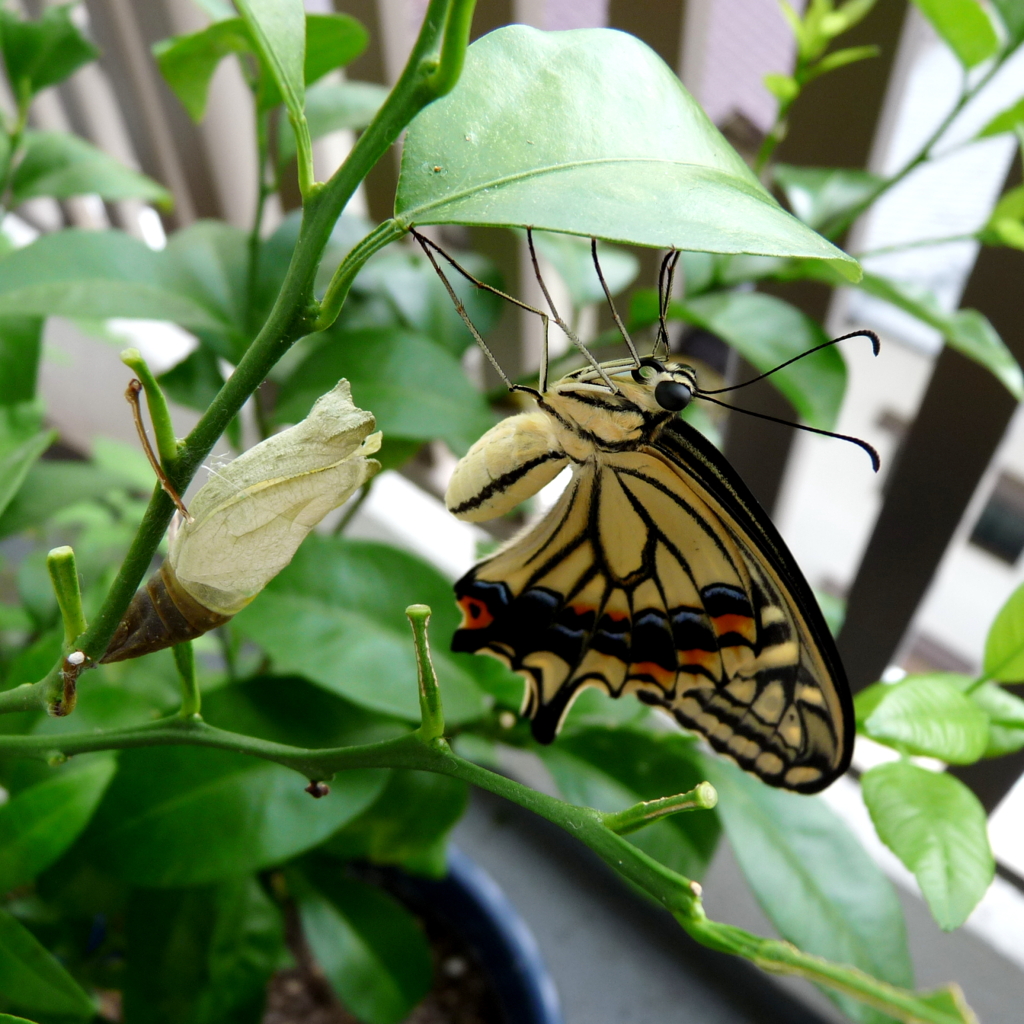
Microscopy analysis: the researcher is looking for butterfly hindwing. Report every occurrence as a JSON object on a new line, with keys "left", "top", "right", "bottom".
{"left": 453, "top": 416, "right": 852, "bottom": 795}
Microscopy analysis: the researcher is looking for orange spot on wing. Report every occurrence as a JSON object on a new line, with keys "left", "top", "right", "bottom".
{"left": 679, "top": 649, "right": 720, "bottom": 671}
{"left": 458, "top": 596, "right": 494, "bottom": 630}
{"left": 570, "top": 605, "right": 597, "bottom": 617}
{"left": 629, "top": 661, "right": 675, "bottom": 687}
{"left": 711, "top": 614, "right": 755, "bottom": 638}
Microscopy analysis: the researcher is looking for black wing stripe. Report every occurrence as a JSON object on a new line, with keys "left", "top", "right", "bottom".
{"left": 448, "top": 451, "right": 566, "bottom": 516}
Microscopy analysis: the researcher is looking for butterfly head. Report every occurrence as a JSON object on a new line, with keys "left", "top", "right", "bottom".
{"left": 625, "top": 357, "right": 697, "bottom": 412}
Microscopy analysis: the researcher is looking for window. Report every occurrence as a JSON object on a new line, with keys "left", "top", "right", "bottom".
{"left": 970, "top": 473, "right": 1024, "bottom": 564}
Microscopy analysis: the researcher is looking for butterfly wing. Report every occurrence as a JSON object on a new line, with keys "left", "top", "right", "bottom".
{"left": 453, "top": 417, "right": 852, "bottom": 794}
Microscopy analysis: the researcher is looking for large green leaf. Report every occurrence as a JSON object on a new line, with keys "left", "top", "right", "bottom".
{"left": 0, "top": 908, "right": 95, "bottom": 1018}
{"left": 124, "top": 877, "right": 284, "bottom": 1024}
{"left": 328, "top": 770, "right": 468, "bottom": 877}
{"left": 772, "top": 164, "right": 884, "bottom": 233}
{"left": 274, "top": 326, "right": 495, "bottom": 454}
{"left": 856, "top": 272, "right": 1024, "bottom": 400}
{"left": 396, "top": 27, "right": 858, "bottom": 280}
{"left": 984, "top": 578, "right": 1024, "bottom": 680}
{"left": 910, "top": 0, "right": 999, "bottom": 68}
{"left": 0, "top": 755, "right": 116, "bottom": 893}
{"left": 860, "top": 675, "right": 989, "bottom": 763}
{"left": 277, "top": 80, "right": 388, "bottom": 168}
{"left": 0, "top": 5, "right": 97, "bottom": 98}
{"left": 861, "top": 761, "right": 994, "bottom": 930}
{"left": 11, "top": 131, "right": 171, "bottom": 208}
{"left": 680, "top": 290, "right": 845, "bottom": 430}
{"left": 235, "top": 0, "right": 305, "bottom": 120}
{"left": 0, "top": 230, "right": 230, "bottom": 330}
{"left": 0, "top": 317, "right": 42, "bottom": 406}
{"left": 296, "top": 866, "right": 433, "bottom": 1024}
{"left": 233, "top": 536, "right": 488, "bottom": 723}
{"left": 702, "top": 756, "right": 912, "bottom": 1024}
{"left": 543, "top": 728, "right": 720, "bottom": 882}
{"left": 81, "top": 742, "right": 386, "bottom": 887}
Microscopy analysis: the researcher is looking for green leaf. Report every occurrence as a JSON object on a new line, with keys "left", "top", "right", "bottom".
{"left": 0, "top": 229, "right": 232, "bottom": 331}
{"left": 302, "top": 15, "right": 369, "bottom": 88}
{"left": 803, "top": 44, "right": 879, "bottom": 83}
{"left": 856, "top": 272, "right": 1024, "bottom": 400}
{"left": 861, "top": 761, "right": 994, "bottom": 930}
{"left": 680, "top": 290, "right": 845, "bottom": 429}
{"left": 946, "top": 675, "right": 1024, "bottom": 758}
{"left": 277, "top": 79, "right": 388, "bottom": 167}
{"left": 234, "top": 536, "right": 488, "bottom": 723}
{"left": 297, "top": 868, "right": 433, "bottom": 1024}
{"left": 11, "top": 131, "right": 172, "bottom": 209}
{"left": 910, "top": 0, "right": 999, "bottom": 68}
{"left": 763, "top": 72, "right": 800, "bottom": 102}
{"left": 396, "top": 26, "right": 859, "bottom": 281}
{"left": 0, "top": 5, "right": 98, "bottom": 99}
{"left": 0, "top": 907, "right": 95, "bottom": 1018}
{"left": 235, "top": 0, "right": 306, "bottom": 120}
{"left": 862, "top": 674, "right": 990, "bottom": 763}
{"left": 274, "top": 325, "right": 495, "bottom": 455}
{"left": 124, "top": 877, "right": 285, "bottom": 1024}
{"left": 977, "top": 97, "right": 1024, "bottom": 138}
{"left": 983, "top": 577, "right": 1024, "bottom": 680}
{"left": 0, "top": 460, "right": 130, "bottom": 539}
{"left": 0, "top": 755, "right": 116, "bottom": 893}
{"left": 992, "top": 0, "right": 1024, "bottom": 43}
{"left": 543, "top": 728, "right": 720, "bottom": 881}
{"left": 773, "top": 164, "right": 884, "bottom": 232}
{"left": 0, "top": 317, "right": 42, "bottom": 406}
{"left": 153, "top": 19, "right": 252, "bottom": 122}
{"left": 328, "top": 770, "right": 468, "bottom": 877}
{"left": 81, "top": 742, "right": 387, "bottom": 886}
{"left": 702, "top": 756, "right": 913, "bottom": 1023}
{"left": 0, "top": 1015, "right": 41, "bottom": 1023}
{"left": 0, "top": 426, "right": 53, "bottom": 524}
{"left": 530, "top": 230, "right": 639, "bottom": 309}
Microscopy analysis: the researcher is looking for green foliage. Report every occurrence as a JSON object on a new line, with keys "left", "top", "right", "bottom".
{"left": 910, "top": 0, "right": 999, "bottom": 68}
{"left": 0, "top": 4, "right": 97, "bottom": 103}
{"left": 984, "top": 576, "right": 1024, "bottom": 679}
{"left": 702, "top": 756, "right": 913, "bottom": 1024}
{"left": 0, "top": 318, "right": 42, "bottom": 406}
{"left": 773, "top": 164, "right": 884, "bottom": 234}
{"left": 861, "top": 763, "right": 994, "bottom": 931}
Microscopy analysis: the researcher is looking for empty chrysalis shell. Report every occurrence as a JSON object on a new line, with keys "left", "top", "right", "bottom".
{"left": 102, "top": 380, "right": 381, "bottom": 663}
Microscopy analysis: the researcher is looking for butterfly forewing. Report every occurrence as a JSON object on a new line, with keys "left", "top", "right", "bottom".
{"left": 453, "top": 416, "right": 852, "bottom": 794}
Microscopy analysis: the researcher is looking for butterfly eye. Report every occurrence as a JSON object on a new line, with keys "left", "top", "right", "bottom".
{"left": 655, "top": 380, "right": 692, "bottom": 411}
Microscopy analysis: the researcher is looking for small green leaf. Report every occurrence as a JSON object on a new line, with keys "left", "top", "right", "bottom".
{"left": 234, "top": 537, "right": 488, "bottom": 723}
{"left": 861, "top": 761, "right": 994, "bottom": 930}
{"left": 862, "top": 675, "right": 989, "bottom": 763}
{"left": 11, "top": 132, "right": 172, "bottom": 208}
{"left": 679, "top": 290, "right": 846, "bottom": 429}
{"left": 853, "top": 681, "right": 891, "bottom": 729}
{"left": 978, "top": 97, "right": 1024, "bottom": 138}
{"left": 984, "top": 577, "right": 1024, "bottom": 680}
{"left": 910, "top": 0, "right": 999, "bottom": 68}
{"left": 274, "top": 326, "right": 494, "bottom": 455}
{"left": 774, "top": 165, "right": 884, "bottom": 233}
{"left": 329, "top": 770, "right": 468, "bottom": 877}
{"left": 0, "top": 317, "right": 42, "bottom": 406}
{"left": 296, "top": 868, "right": 433, "bottom": 1024}
{"left": 397, "top": 26, "right": 859, "bottom": 280}
{"left": 702, "top": 756, "right": 913, "bottom": 1023}
{"left": 235, "top": 0, "right": 306, "bottom": 120}
{"left": 277, "top": 79, "right": 388, "bottom": 167}
{"left": 856, "top": 272, "right": 1024, "bottom": 400}
{"left": 946, "top": 675, "right": 1024, "bottom": 757}
{"left": 803, "top": 44, "right": 879, "bottom": 84}
{"left": 763, "top": 73, "right": 800, "bottom": 102}
{"left": 543, "top": 728, "right": 721, "bottom": 882}
{"left": 0, "top": 755, "right": 116, "bottom": 893}
{"left": 0, "top": 907, "right": 95, "bottom": 1018}
{"left": 0, "top": 5, "right": 98, "bottom": 99}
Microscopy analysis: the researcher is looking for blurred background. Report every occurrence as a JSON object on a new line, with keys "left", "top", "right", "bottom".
{"left": 9, "top": 0, "right": 1024, "bottom": 1019}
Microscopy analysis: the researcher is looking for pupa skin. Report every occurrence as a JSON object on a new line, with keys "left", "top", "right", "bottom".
{"left": 101, "top": 380, "right": 381, "bottom": 664}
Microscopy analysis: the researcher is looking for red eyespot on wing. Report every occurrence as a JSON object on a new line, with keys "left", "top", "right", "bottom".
{"left": 458, "top": 595, "right": 494, "bottom": 630}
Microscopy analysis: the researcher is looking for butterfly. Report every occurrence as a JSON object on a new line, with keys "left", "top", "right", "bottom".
{"left": 417, "top": 230, "right": 876, "bottom": 794}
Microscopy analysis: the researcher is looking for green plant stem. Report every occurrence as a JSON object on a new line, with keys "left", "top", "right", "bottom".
{"left": 602, "top": 782, "right": 718, "bottom": 836}
{"left": 173, "top": 641, "right": 200, "bottom": 718}
{"left": 0, "top": 0, "right": 479, "bottom": 714}
{"left": 406, "top": 604, "right": 444, "bottom": 740}
{"left": 120, "top": 348, "right": 179, "bottom": 467}
{"left": 0, "top": 717, "right": 967, "bottom": 1024}
{"left": 46, "top": 546, "right": 86, "bottom": 648}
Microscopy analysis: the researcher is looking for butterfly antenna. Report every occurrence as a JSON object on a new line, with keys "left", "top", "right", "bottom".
{"left": 526, "top": 228, "right": 619, "bottom": 393}
{"left": 656, "top": 250, "right": 680, "bottom": 358}
{"left": 701, "top": 329, "right": 881, "bottom": 396}
{"left": 697, "top": 393, "right": 880, "bottom": 472}
{"left": 412, "top": 229, "right": 547, "bottom": 394}
{"left": 591, "top": 238, "right": 641, "bottom": 367}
